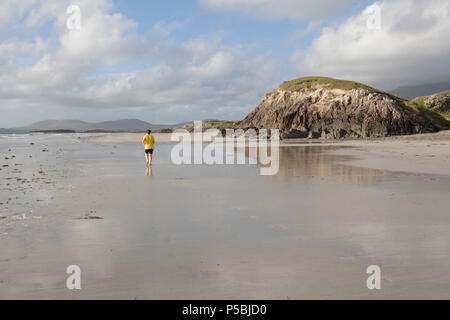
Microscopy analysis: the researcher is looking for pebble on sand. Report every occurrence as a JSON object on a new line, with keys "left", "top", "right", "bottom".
{"left": 77, "top": 214, "right": 104, "bottom": 220}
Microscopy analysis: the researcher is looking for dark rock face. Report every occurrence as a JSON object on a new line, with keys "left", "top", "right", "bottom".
{"left": 240, "top": 88, "right": 435, "bottom": 139}
{"left": 423, "top": 93, "right": 450, "bottom": 112}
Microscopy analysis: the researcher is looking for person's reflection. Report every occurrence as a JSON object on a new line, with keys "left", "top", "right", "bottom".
{"left": 146, "top": 166, "right": 152, "bottom": 177}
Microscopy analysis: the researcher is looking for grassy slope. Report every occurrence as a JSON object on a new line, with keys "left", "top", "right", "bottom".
{"left": 279, "top": 76, "right": 408, "bottom": 101}
{"left": 411, "top": 93, "right": 450, "bottom": 127}
{"left": 280, "top": 76, "right": 380, "bottom": 92}
{"left": 433, "top": 90, "right": 450, "bottom": 95}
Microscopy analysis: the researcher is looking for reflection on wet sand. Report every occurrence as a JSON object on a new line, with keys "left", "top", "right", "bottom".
{"left": 1, "top": 138, "right": 450, "bottom": 299}
{"left": 250, "top": 146, "right": 399, "bottom": 186}
{"left": 146, "top": 166, "right": 152, "bottom": 177}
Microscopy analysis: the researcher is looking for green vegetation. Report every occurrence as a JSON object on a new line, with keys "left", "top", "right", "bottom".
{"left": 411, "top": 93, "right": 450, "bottom": 127}
{"left": 278, "top": 76, "right": 407, "bottom": 102}
{"left": 411, "top": 91, "right": 450, "bottom": 108}
{"left": 411, "top": 96, "right": 426, "bottom": 108}
{"left": 435, "top": 90, "right": 450, "bottom": 96}
{"left": 280, "top": 76, "right": 382, "bottom": 92}
{"left": 414, "top": 104, "right": 450, "bottom": 129}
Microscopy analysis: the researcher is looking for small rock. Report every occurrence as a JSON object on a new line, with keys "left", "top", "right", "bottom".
{"left": 77, "top": 214, "right": 104, "bottom": 220}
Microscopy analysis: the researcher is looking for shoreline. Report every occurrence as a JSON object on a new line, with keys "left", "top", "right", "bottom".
{"left": 85, "top": 130, "right": 450, "bottom": 143}
{"left": 86, "top": 130, "right": 450, "bottom": 176}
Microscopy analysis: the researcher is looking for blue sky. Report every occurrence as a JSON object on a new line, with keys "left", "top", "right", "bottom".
{"left": 1, "top": 0, "right": 449, "bottom": 127}
{"left": 115, "top": 0, "right": 371, "bottom": 59}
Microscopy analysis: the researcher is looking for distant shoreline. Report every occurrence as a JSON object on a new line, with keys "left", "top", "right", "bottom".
{"left": 86, "top": 129, "right": 450, "bottom": 144}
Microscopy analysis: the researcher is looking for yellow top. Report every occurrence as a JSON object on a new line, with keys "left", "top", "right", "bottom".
{"left": 143, "top": 134, "right": 155, "bottom": 150}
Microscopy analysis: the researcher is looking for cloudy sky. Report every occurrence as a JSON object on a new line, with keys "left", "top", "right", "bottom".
{"left": 1, "top": 0, "right": 449, "bottom": 127}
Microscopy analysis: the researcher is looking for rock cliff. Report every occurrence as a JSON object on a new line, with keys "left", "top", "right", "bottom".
{"left": 239, "top": 77, "right": 441, "bottom": 139}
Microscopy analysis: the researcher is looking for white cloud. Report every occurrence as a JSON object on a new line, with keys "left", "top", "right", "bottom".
{"left": 198, "top": 0, "right": 356, "bottom": 20}
{"left": 0, "top": 37, "right": 47, "bottom": 55}
{"left": 0, "top": 0, "right": 36, "bottom": 27}
{"left": 4, "top": 0, "right": 449, "bottom": 128}
{"left": 294, "top": 0, "right": 450, "bottom": 89}
{"left": 0, "top": 0, "right": 279, "bottom": 127}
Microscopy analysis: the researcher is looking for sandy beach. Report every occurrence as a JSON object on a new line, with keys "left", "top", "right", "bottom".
{"left": 295, "top": 130, "right": 450, "bottom": 176}
{"left": 89, "top": 130, "right": 450, "bottom": 176}
{"left": 1, "top": 131, "right": 450, "bottom": 299}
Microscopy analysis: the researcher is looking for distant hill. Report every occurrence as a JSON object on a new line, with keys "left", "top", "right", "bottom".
{"left": 411, "top": 91, "right": 450, "bottom": 125}
{"left": 11, "top": 119, "right": 171, "bottom": 133}
{"left": 21, "top": 120, "right": 92, "bottom": 131}
{"left": 89, "top": 119, "right": 166, "bottom": 132}
{"left": 0, "top": 119, "right": 238, "bottom": 134}
{"left": 391, "top": 82, "right": 450, "bottom": 100}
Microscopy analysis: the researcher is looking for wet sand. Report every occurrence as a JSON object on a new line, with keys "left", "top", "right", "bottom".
{"left": 289, "top": 130, "right": 450, "bottom": 176}
{"left": 88, "top": 132, "right": 175, "bottom": 144}
{"left": 1, "top": 132, "right": 450, "bottom": 299}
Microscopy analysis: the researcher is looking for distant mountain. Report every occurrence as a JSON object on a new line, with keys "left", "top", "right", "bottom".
{"left": 391, "top": 82, "right": 450, "bottom": 100}
{"left": 89, "top": 119, "right": 166, "bottom": 131}
{"left": 0, "top": 119, "right": 233, "bottom": 134}
{"left": 0, "top": 128, "right": 25, "bottom": 134}
{"left": 11, "top": 119, "right": 172, "bottom": 133}
{"left": 21, "top": 120, "right": 92, "bottom": 131}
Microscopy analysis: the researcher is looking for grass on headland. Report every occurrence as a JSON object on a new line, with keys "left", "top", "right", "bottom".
{"left": 434, "top": 90, "right": 450, "bottom": 96}
{"left": 410, "top": 94, "right": 450, "bottom": 128}
{"left": 278, "top": 76, "right": 407, "bottom": 102}
{"left": 407, "top": 95, "right": 450, "bottom": 129}
{"left": 280, "top": 76, "right": 383, "bottom": 92}
{"left": 415, "top": 105, "right": 450, "bottom": 129}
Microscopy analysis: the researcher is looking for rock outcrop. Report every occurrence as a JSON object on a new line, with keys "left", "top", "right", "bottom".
{"left": 416, "top": 92, "right": 450, "bottom": 113}
{"left": 239, "top": 77, "right": 438, "bottom": 139}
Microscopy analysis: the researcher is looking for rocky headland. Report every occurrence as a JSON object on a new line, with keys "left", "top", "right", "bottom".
{"left": 238, "top": 77, "right": 450, "bottom": 139}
